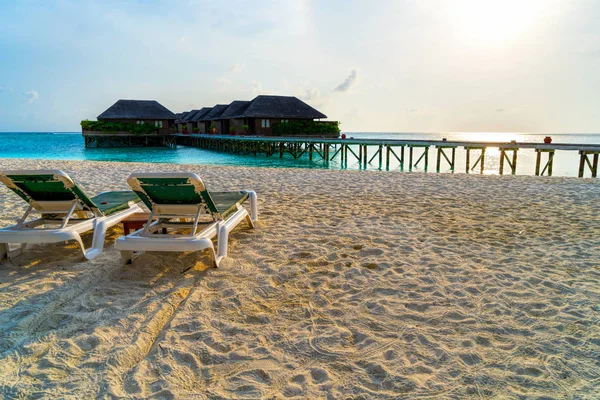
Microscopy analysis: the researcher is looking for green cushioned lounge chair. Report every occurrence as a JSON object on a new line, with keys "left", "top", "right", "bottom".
{"left": 114, "top": 172, "right": 258, "bottom": 267}
{"left": 0, "top": 170, "right": 143, "bottom": 260}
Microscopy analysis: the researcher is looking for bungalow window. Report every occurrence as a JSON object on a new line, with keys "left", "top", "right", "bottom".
{"left": 154, "top": 121, "right": 163, "bottom": 128}
{"left": 281, "top": 119, "right": 289, "bottom": 123}
{"left": 261, "top": 119, "right": 270, "bottom": 128}
{"left": 136, "top": 120, "right": 144, "bottom": 125}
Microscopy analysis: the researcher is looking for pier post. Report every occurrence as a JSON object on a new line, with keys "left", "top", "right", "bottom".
{"left": 344, "top": 145, "right": 348, "bottom": 166}
{"left": 465, "top": 149, "right": 470, "bottom": 173}
{"left": 579, "top": 151, "right": 600, "bottom": 177}
{"left": 436, "top": 146, "right": 457, "bottom": 172}
{"left": 378, "top": 145, "right": 383, "bottom": 169}
{"left": 409, "top": 147, "right": 413, "bottom": 171}
{"left": 412, "top": 145, "right": 429, "bottom": 171}
{"left": 359, "top": 145, "right": 363, "bottom": 165}
{"left": 499, "top": 148, "right": 518, "bottom": 175}
{"left": 535, "top": 149, "right": 555, "bottom": 176}
{"left": 479, "top": 148, "right": 486, "bottom": 174}
{"left": 400, "top": 146, "right": 405, "bottom": 170}
{"left": 386, "top": 146, "right": 390, "bottom": 169}
{"left": 579, "top": 151, "right": 586, "bottom": 177}
{"left": 465, "top": 147, "right": 486, "bottom": 174}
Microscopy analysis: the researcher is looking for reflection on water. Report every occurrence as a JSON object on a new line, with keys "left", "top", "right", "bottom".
{"left": 0, "top": 132, "right": 598, "bottom": 177}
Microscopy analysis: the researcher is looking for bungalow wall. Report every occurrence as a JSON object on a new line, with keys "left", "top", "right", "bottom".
{"left": 98, "top": 118, "right": 175, "bottom": 134}
{"left": 206, "top": 121, "right": 223, "bottom": 134}
{"left": 221, "top": 120, "right": 230, "bottom": 134}
{"left": 229, "top": 118, "right": 250, "bottom": 134}
{"left": 249, "top": 118, "right": 315, "bottom": 136}
{"left": 196, "top": 121, "right": 207, "bottom": 133}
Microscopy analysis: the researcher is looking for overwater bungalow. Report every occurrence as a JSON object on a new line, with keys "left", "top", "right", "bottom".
{"left": 180, "top": 109, "right": 201, "bottom": 133}
{"left": 95, "top": 99, "right": 176, "bottom": 134}
{"left": 220, "top": 100, "right": 251, "bottom": 134}
{"left": 174, "top": 111, "right": 189, "bottom": 132}
{"left": 203, "top": 104, "right": 229, "bottom": 134}
{"left": 189, "top": 107, "right": 213, "bottom": 133}
{"left": 218, "top": 95, "right": 328, "bottom": 136}
{"left": 82, "top": 95, "right": 337, "bottom": 149}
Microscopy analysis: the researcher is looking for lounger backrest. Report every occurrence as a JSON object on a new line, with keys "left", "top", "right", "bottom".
{"left": 0, "top": 170, "right": 101, "bottom": 214}
{"left": 127, "top": 173, "right": 220, "bottom": 216}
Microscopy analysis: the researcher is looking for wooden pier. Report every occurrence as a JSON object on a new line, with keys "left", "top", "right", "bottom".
{"left": 175, "top": 134, "right": 600, "bottom": 177}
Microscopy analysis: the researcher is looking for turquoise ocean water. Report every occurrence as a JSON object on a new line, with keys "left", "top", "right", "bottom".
{"left": 0, "top": 132, "right": 599, "bottom": 177}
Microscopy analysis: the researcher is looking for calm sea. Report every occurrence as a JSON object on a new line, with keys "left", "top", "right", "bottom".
{"left": 0, "top": 132, "right": 599, "bottom": 177}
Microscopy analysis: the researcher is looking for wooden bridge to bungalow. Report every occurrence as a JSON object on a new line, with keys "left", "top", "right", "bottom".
{"left": 174, "top": 134, "right": 600, "bottom": 178}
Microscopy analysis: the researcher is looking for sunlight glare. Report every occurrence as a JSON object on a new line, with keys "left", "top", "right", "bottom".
{"left": 447, "top": 0, "right": 545, "bottom": 46}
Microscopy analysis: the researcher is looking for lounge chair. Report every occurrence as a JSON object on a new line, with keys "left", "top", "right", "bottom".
{"left": 114, "top": 172, "right": 258, "bottom": 267}
{"left": 0, "top": 170, "right": 143, "bottom": 260}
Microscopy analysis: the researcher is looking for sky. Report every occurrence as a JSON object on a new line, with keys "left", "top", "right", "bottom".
{"left": 0, "top": 0, "right": 599, "bottom": 133}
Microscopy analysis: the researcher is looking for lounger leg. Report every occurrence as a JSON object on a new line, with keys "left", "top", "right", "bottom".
{"left": 0, "top": 243, "right": 7, "bottom": 260}
{"left": 247, "top": 191, "right": 258, "bottom": 223}
{"left": 121, "top": 250, "right": 134, "bottom": 265}
{"left": 72, "top": 234, "right": 87, "bottom": 259}
{"left": 217, "top": 225, "right": 229, "bottom": 263}
{"left": 208, "top": 247, "right": 219, "bottom": 268}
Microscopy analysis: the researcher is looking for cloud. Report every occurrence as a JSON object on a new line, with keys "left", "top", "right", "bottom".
{"left": 298, "top": 88, "right": 320, "bottom": 101}
{"left": 23, "top": 90, "right": 39, "bottom": 104}
{"left": 0, "top": 87, "right": 4, "bottom": 94}
{"left": 333, "top": 69, "right": 359, "bottom": 92}
{"left": 217, "top": 77, "right": 232, "bottom": 86}
{"left": 228, "top": 63, "right": 245, "bottom": 73}
{"left": 496, "top": 108, "right": 505, "bottom": 112}
{"left": 251, "top": 80, "right": 263, "bottom": 94}
{"left": 407, "top": 108, "right": 419, "bottom": 113}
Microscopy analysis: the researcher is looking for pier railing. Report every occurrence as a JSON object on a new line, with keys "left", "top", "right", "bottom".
{"left": 173, "top": 134, "right": 600, "bottom": 177}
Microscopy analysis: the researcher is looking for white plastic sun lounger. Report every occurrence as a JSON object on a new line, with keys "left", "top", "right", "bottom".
{"left": 0, "top": 170, "right": 143, "bottom": 260}
{"left": 114, "top": 172, "right": 258, "bottom": 267}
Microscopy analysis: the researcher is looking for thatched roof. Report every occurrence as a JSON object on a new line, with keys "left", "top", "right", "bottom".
{"left": 204, "top": 104, "right": 229, "bottom": 121}
{"left": 175, "top": 111, "right": 189, "bottom": 123}
{"left": 182, "top": 109, "right": 201, "bottom": 123}
{"left": 221, "top": 101, "right": 251, "bottom": 119}
{"left": 190, "top": 107, "right": 213, "bottom": 122}
{"left": 98, "top": 100, "right": 176, "bottom": 120}
{"left": 229, "top": 95, "right": 326, "bottom": 119}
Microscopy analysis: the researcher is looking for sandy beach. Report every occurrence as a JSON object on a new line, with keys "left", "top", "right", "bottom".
{"left": 0, "top": 158, "right": 599, "bottom": 399}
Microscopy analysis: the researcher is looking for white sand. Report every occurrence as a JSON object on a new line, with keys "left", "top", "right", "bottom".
{"left": 0, "top": 158, "right": 599, "bottom": 398}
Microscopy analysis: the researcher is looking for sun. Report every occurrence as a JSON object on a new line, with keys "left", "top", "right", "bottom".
{"left": 446, "top": 0, "right": 545, "bottom": 46}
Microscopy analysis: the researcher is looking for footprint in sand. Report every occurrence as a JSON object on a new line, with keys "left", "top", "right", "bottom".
{"left": 358, "top": 248, "right": 384, "bottom": 257}
{"left": 309, "top": 367, "right": 331, "bottom": 384}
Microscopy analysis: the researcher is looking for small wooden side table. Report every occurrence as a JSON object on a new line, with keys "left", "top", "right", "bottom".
{"left": 122, "top": 212, "right": 152, "bottom": 235}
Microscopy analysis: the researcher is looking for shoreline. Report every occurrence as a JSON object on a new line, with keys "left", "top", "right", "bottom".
{"left": 0, "top": 158, "right": 599, "bottom": 398}
{"left": 4, "top": 130, "right": 600, "bottom": 178}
